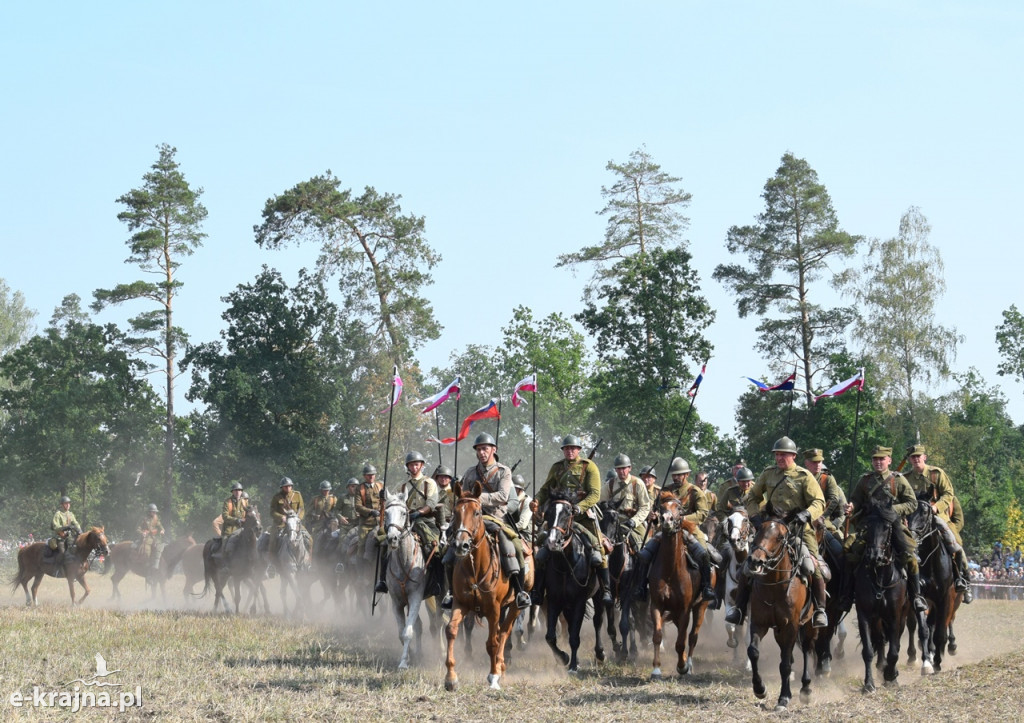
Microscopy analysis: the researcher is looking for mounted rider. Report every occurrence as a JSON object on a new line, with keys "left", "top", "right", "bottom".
{"left": 373, "top": 451, "right": 439, "bottom": 595}
{"left": 637, "top": 456, "right": 718, "bottom": 606}
{"left": 356, "top": 464, "right": 383, "bottom": 558}
{"left": 903, "top": 444, "right": 972, "bottom": 603}
{"left": 138, "top": 503, "right": 165, "bottom": 577}
{"left": 839, "top": 445, "right": 927, "bottom": 613}
{"left": 334, "top": 478, "right": 361, "bottom": 539}
{"left": 309, "top": 480, "right": 338, "bottom": 535}
{"left": 802, "top": 449, "right": 847, "bottom": 538}
{"left": 48, "top": 495, "right": 81, "bottom": 562}
{"left": 269, "top": 477, "right": 308, "bottom": 558}
{"left": 711, "top": 465, "right": 755, "bottom": 604}
{"left": 600, "top": 453, "right": 652, "bottom": 552}
{"left": 638, "top": 464, "right": 661, "bottom": 504}
{"left": 510, "top": 474, "right": 533, "bottom": 538}
{"left": 221, "top": 482, "right": 248, "bottom": 538}
{"left": 725, "top": 436, "right": 829, "bottom": 628}
{"left": 433, "top": 465, "right": 455, "bottom": 530}
{"left": 531, "top": 434, "right": 613, "bottom": 607}
{"left": 441, "top": 433, "right": 531, "bottom": 610}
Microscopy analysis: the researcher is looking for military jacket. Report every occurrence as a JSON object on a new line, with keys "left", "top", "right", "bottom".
{"left": 535, "top": 457, "right": 601, "bottom": 512}
{"left": 705, "top": 490, "right": 719, "bottom": 513}
{"left": 221, "top": 495, "right": 249, "bottom": 534}
{"left": 402, "top": 474, "right": 439, "bottom": 514}
{"left": 815, "top": 472, "right": 845, "bottom": 519}
{"left": 336, "top": 492, "right": 359, "bottom": 527}
{"left": 849, "top": 469, "right": 917, "bottom": 521}
{"left": 436, "top": 486, "right": 455, "bottom": 525}
{"left": 716, "top": 482, "right": 745, "bottom": 516}
{"left": 310, "top": 493, "right": 337, "bottom": 527}
{"left": 904, "top": 464, "right": 955, "bottom": 519}
{"left": 51, "top": 509, "right": 80, "bottom": 536}
{"left": 355, "top": 482, "right": 382, "bottom": 527}
{"left": 460, "top": 461, "right": 513, "bottom": 518}
{"left": 513, "top": 489, "right": 533, "bottom": 535}
{"left": 746, "top": 464, "right": 825, "bottom": 521}
{"left": 601, "top": 474, "right": 652, "bottom": 529}
{"left": 139, "top": 515, "right": 165, "bottom": 539}
{"left": 670, "top": 481, "right": 711, "bottom": 527}
{"left": 270, "top": 489, "right": 305, "bottom": 527}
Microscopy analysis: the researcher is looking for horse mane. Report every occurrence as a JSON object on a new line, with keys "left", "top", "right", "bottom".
{"left": 548, "top": 490, "right": 573, "bottom": 503}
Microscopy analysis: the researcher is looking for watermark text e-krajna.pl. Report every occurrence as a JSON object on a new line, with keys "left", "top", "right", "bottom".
{"left": 9, "top": 686, "right": 143, "bottom": 713}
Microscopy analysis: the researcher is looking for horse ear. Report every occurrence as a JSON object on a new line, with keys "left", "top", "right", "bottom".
{"left": 472, "top": 481, "right": 483, "bottom": 498}
{"left": 453, "top": 481, "right": 463, "bottom": 498}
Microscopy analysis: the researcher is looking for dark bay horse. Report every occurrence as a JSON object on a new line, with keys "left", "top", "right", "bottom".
{"left": 812, "top": 520, "right": 848, "bottom": 677}
{"left": 906, "top": 500, "right": 957, "bottom": 674}
{"left": 599, "top": 503, "right": 647, "bottom": 662}
{"left": 107, "top": 534, "right": 195, "bottom": 601}
{"left": 540, "top": 496, "right": 607, "bottom": 673}
{"left": 648, "top": 492, "right": 713, "bottom": 679}
{"left": 11, "top": 527, "right": 109, "bottom": 606}
{"left": 200, "top": 507, "right": 266, "bottom": 613}
{"left": 444, "top": 481, "right": 531, "bottom": 691}
{"left": 744, "top": 517, "right": 816, "bottom": 713}
{"left": 854, "top": 512, "right": 907, "bottom": 692}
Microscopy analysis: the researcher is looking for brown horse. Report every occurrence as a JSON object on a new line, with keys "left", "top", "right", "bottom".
{"left": 179, "top": 542, "right": 206, "bottom": 600}
{"left": 107, "top": 534, "right": 195, "bottom": 601}
{"left": 745, "top": 517, "right": 816, "bottom": 712}
{"left": 444, "top": 481, "right": 532, "bottom": 691}
{"left": 10, "top": 527, "right": 109, "bottom": 606}
{"left": 648, "top": 492, "right": 713, "bottom": 679}
{"left": 199, "top": 507, "right": 266, "bottom": 613}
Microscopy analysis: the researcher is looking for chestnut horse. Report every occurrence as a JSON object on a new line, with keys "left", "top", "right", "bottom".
{"left": 107, "top": 534, "right": 195, "bottom": 601}
{"left": 648, "top": 492, "right": 713, "bottom": 679}
{"left": 11, "top": 527, "right": 109, "bottom": 606}
{"left": 744, "top": 517, "right": 816, "bottom": 713}
{"left": 444, "top": 481, "right": 532, "bottom": 691}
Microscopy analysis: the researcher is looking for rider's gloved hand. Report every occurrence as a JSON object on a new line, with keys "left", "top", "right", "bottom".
{"left": 790, "top": 509, "right": 811, "bottom": 526}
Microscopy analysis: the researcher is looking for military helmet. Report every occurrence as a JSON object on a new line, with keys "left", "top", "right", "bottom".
{"left": 241, "top": 491, "right": 250, "bottom": 500}
{"left": 638, "top": 465, "right": 656, "bottom": 477}
{"left": 319, "top": 480, "right": 332, "bottom": 491}
{"left": 405, "top": 450, "right": 426, "bottom": 465}
{"left": 362, "top": 463, "right": 377, "bottom": 476}
{"left": 434, "top": 465, "right": 454, "bottom": 479}
{"left": 735, "top": 466, "right": 755, "bottom": 482}
{"left": 560, "top": 434, "right": 582, "bottom": 449}
{"left": 512, "top": 473, "right": 526, "bottom": 489}
{"left": 346, "top": 477, "right": 359, "bottom": 488}
{"left": 60, "top": 495, "right": 71, "bottom": 504}
{"left": 473, "top": 432, "right": 496, "bottom": 448}
{"left": 147, "top": 503, "right": 159, "bottom": 513}
{"left": 771, "top": 436, "right": 798, "bottom": 454}
{"left": 280, "top": 476, "right": 294, "bottom": 488}
{"left": 668, "top": 457, "right": 691, "bottom": 476}
{"left": 613, "top": 453, "right": 632, "bottom": 469}
{"left": 605, "top": 469, "right": 616, "bottom": 482}
{"left": 231, "top": 482, "right": 244, "bottom": 491}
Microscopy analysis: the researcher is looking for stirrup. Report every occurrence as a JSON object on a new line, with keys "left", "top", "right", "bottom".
{"left": 812, "top": 609, "right": 828, "bottom": 628}
{"left": 374, "top": 580, "right": 388, "bottom": 594}
{"left": 912, "top": 595, "right": 927, "bottom": 612}
{"left": 441, "top": 593, "right": 454, "bottom": 610}
{"left": 962, "top": 586, "right": 973, "bottom": 604}
{"left": 515, "top": 591, "right": 532, "bottom": 610}
{"left": 702, "top": 587, "right": 718, "bottom": 607}
{"left": 724, "top": 606, "right": 744, "bottom": 625}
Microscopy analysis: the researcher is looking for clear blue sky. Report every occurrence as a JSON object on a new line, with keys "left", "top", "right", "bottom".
{"left": 2, "top": 2, "right": 1022, "bottom": 440}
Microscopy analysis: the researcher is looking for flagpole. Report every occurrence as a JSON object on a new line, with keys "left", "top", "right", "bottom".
{"left": 373, "top": 364, "right": 399, "bottom": 616}
{"left": 434, "top": 408, "right": 443, "bottom": 468}
{"left": 495, "top": 397, "right": 502, "bottom": 442}
{"left": 846, "top": 386, "right": 863, "bottom": 499}
{"left": 531, "top": 373, "right": 537, "bottom": 548}
{"left": 661, "top": 362, "right": 706, "bottom": 490}
{"left": 452, "top": 377, "right": 462, "bottom": 479}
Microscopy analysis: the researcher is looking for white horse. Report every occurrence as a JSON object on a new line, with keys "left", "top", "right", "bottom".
{"left": 384, "top": 489, "right": 433, "bottom": 670}
{"left": 274, "top": 511, "right": 311, "bottom": 616}
{"left": 722, "top": 510, "right": 753, "bottom": 669}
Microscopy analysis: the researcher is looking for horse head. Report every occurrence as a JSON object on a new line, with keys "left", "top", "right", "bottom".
{"left": 544, "top": 494, "right": 575, "bottom": 552}
{"left": 745, "top": 517, "right": 788, "bottom": 577}
{"left": 655, "top": 492, "right": 682, "bottom": 534}
{"left": 244, "top": 506, "right": 263, "bottom": 536}
{"left": 726, "top": 511, "right": 751, "bottom": 558}
{"left": 451, "top": 492, "right": 484, "bottom": 558}
{"left": 863, "top": 511, "right": 895, "bottom": 568}
{"left": 85, "top": 527, "right": 109, "bottom": 558}
{"left": 905, "top": 499, "right": 933, "bottom": 541}
{"left": 384, "top": 489, "right": 410, "bottom": 548}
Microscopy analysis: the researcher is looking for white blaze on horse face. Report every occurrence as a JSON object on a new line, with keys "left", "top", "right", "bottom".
{"left": 546, "top": 501, "right": 572, "bottom": 550}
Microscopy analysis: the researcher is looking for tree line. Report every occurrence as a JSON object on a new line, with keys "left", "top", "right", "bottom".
{"left": 1, "top": 144, "right": 1022, "bottom": 553}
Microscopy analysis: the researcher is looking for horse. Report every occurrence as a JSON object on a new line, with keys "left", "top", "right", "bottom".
{"left": 107, "top": 534, "right": 195, "bottom": 602}
{"left": 647, "top": 492, "right": 713, "bottom": 679}
{"left": 382, "top": 489, "right": 441, "bottom": 670}
{"left": 599, "top": 502, "right": 647, "bottom": 662}
{"left": 539, "top": 494, "right": 608, "bottom": 673}
{"left": 811, "top": 520, "right": 848, "bottom": 677}
{"left": 744, "top": 517, "right": 816, "bottom": 713}
{"left": 11, "top": 527, "right": 109, "bottom": 606}
{"left": 906, "top": 500, "right": 958, "bottom": 674}
{"left": 853, "top": 511, "right": 908, "bottom": 692}
{"left": 261, "top": 511, "right": 312, "bottom": 616}
{"left": 720, "top": 510, "right": 752, "bottom": 662}
{"left": 179, "top": 542, "right": 206, "bottom": 601}
{"left": 199, "top": 507, "right": 266, "bottom": 613}
{"left": 444, "top": 481, "right": 532, "bottom": 691}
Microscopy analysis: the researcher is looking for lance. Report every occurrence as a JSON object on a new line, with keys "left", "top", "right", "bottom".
{"left": 452, "top": 377, "right": 462, "bottom": 479}
{"left": 495, "top": 397, "right": 502, "bottom": 444}
{"left": 372, "top": 364, "right": 400, "bottom": 616}
{"left": 661, "top": 365, "right": 705, "bottom": 491}
{"left": 785, "top": 362, "right": 798, "bottom": 436}
{"left": 434, "top": 408, "right": 443, "bottom": 469}
{"left": 531, "top": 372, "right": 538, "bottom": 549}
{"left": 845, "top": 384, "right": 863, "bottom": 500}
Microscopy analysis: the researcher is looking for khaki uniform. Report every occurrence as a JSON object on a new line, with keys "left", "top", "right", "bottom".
{"left": 746, "top": 464, "right": 825, "bottom": 560}
{"left": 669, "top": 481, "right": 712, "bottom": 546}
{"left": 815, "top": 472, "right": 845, "bottom": 535}
{"left": 460, "top": 461, "right": 524, "bottom": 572}
{"left": 950, "top": 495, "right": 964, "bottom": 535}
{"left": 270, "top": 489, "right": 305, "bottom": 528}
{"left": 309, "top": 492, "right": 338, "bottom": 532}
{"left": 50, "top": 508, "right": 80, "bottom": 551}
{"left": 138, "top": 514, "right": 165, "bottom": 563}
{"left": 536, "top": 456, "right": 604, "bottom": 565}
{"left": 845, "top": 469, "right": 919, "bottom": 573}
{"left": 400, "top": 474, "right": 440, "bottom": 547}
{"left": 601, "top": 473, "right": 652, "bottom": 548}
{"left": 336, "top": 491, "right": 359, "bottom": 535}
{"left": 436, "top": 486, "right": 455, "bottom": 527}
{"left": 905, "top": 464, "right": 958, "bottom": 542}
{"left": 221, "top": 495, "right": 249, "bottom": 537}
{"left": 716, "top": 482, "right": 746, "bottom": 516}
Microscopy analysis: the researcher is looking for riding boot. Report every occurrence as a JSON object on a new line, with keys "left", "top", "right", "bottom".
{"left": 374, "top": 550, "right": 389, "bottom": 594}
{"left": 811, "top": 574, "right": 828, "bottom": 628}
{"left": 440, "top": 563, "right": 455, "bottom": 610}
{"left": 688, "top": 538, "right": 717, "bottom": 607}
{"left": 714, "top": 546, "right": 729, "bottom": 607}
{"left": 954, "top": 548, "right": 973, "bottom": 603}
{"left": 907, "top": 569, "right": 927, "bottom": 613}
{"left": 598, "top": 566, "right": 613, "bottom": 606}
{"left": 838, "top": 565, "right": 856, "bottom": 611}
{"left": 531, "top": 545, "right": 548, "bottom": 606}
{"left": 637, "top": 536, "right": 660, "bottom": 564}
{"left": 510, "top": 571, "right": 531, "bottom": 609}
{"left": 724, "top": 573, "right": 750, "bottom": 625}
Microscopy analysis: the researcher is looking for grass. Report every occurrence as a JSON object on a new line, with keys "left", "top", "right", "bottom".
{"left": 2, "top": 562, "right": 1021, "bottom": 722}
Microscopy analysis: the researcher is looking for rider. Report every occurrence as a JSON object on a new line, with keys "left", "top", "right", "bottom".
{"left": 441, "top": 433, "right": 531, "bottom": 610}
{"left": 839, "top": 445, "right": 927, "bottom": 614}
{"left": 903, "top": 444, "right": 972, "bottom": 603}
{"left": 638, "top": 465, "right": 660, "bottom": 503}
{"left": 802, "top": 448, "right": 846, "bottom": 539}
{"left": 696, "top": 470, "right": 717, "bottom": 516}
{"left": 510, "top": 474, "right": 534, "bottom": 538}
{"left": 48, "top": 495, "right": 81, "bottom": 561}
{"left": 531, "top": 434, "right": 613, "bottom": 607}
{"left": 335, "top": 478, "right": 361, "bottom": 539}
{"left": 269, "top": 477, "right": 307, "bottom": 560}
{"left": 309, "top": 480, "right": 338, "bottom": 535}
{"left": 601, "top": 453, "right": 652, "bottom": 555}
{"left": 433, "top": 465, "right": 455, "bottom": 530}
{"left": 138, "top": 503, "right": 165, "bottom": 577}
{"left": 725, "top": 437, "right": 829, "bottom": 628}
{"left": 636, "top": 457, "right": 718, "bottom": 606}
{"left": 221, "top": 482, "right": 248, "bottom": 538}
{"left": 373, "top": 451, "right": 439, "bottom": 595}
{"left": 712, "top": 465, "right": 755, "bottom": 604}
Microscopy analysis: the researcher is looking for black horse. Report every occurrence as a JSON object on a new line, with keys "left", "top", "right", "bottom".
{"left": 599, "top": 502, "right": 648, "bottom": 662}
{"left": 540, "top": 494, "right": 607, "bottom": 673}
{"left": 906, "top": 500, "right": 957, "bottom": 674}
{"left": 854, "top": 511, "right": 908, "bottom": 692}
{"left": 812, "top": 520, "right": 847, "bottom": 677}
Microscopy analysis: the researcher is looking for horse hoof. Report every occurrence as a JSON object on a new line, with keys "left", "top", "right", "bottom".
{"left": 862, "top": 683, "right": 875, "bottom": 694}
{"left": 799, "top": 690, "right": 811, "bottom": 704}
{"left": 884, "top": 678, "right": 899, "bottom": 688}
{"left": 726, "top": 637, "right": 738, "bottom": 649}
{"left": 921, "top": 664, "right": 934, "bottom": 676}
{"left": 948, "top": 645, "right": 958, "bottom": 656}
{"left": 753, "top": 686, "right": 766, "bottom": 700}
{"left": 487, "top": 674, "right": 501, "bottom": 690}
{"left": 445, "top": 679, "right": 458, "bottom": 692}
{"left": 773, "top": 704, "right": 789, "bottom": 714}
{"left": 557, "top": 652, "right": 570, "bottom": 666}
{"left": 567, "top": 667, "right": 579, "bottom": 676}
{"left": 650, "top": 669, "right": 662, "bottom": 681}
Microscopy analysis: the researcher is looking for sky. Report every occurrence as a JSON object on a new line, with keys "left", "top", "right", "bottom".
{"left": 2, "top": 2, "right": 1022, "bottom": 443}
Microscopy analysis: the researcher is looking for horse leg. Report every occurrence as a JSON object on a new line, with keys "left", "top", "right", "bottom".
{"left": 683, "top": 603, "right": 707, "bottom": 676}
{"left": 775, "top": 629, "right": 795, "bottom": 712}
{"left": 444, "top": 608, "right": 464, "bottom": 691}
{"left": 567, "top": 603, "right": 585, "bottom": 673}
{"left": 948, "top": 621, "right": 957, "bottom": 655}
{"left": 592, "top": 593, "right": 606, "bottom": 665}
{"left": 66, "top": 570, "right": 78, "bottom": 605}
{"left": 545, "top": 606, "right": 569, "bottom": 667}
{"left": 111, "top": 567, "right": 124, "bottom": 601}
{"left": 485, "top": 608, "right": 505, "bottom": 689}
{"left": 917, "top": 609, "right": 934, "bottom": 675}
{"left": 617, "top": 603, "right": 631, "bottom": 662}
{"left": 77, "top": 572, "right": 91, "bottom": 605}
{"left": 650, "top": 606, "right": 665, "bottom": 679}
{"left": 30, "top": 573, "right": 45, "bottom": 607}
{"left": 815, "top": 626, "right": 833, "bottom": 677}
{"left": 836, "top": 619, "right": 847, "bottom": 659}
{"left": 933, "top": 610, "right": 948, "bottom": 672}
{"left": 748, "top": 629, "right": 766, "bottom": 700}
{"left": 859, "top": 606, "right": 876, "bottom": 692}
{"left": 883, "top": 616, "right": 902, "bottom": 685}
{"left": 905, "top": 608, "right": 918, "bottom": 663}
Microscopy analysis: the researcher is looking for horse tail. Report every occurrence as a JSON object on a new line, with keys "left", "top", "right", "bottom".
{"left": 9, "top": 549, "right": 27, "bottom": 589}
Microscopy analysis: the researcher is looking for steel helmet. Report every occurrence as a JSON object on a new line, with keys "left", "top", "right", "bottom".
{"left": 772, "top": 436, "right": 798, "bottom": 454}
{"left": 736, "top": 466, "right": 755, "bottom": 482}
{"left": 613, "top": 453, "right": 632, "bottom": 469}
{"left": 433, "top": 465, "right": 454, "bottom": 479}
{"left": 560, "top": 434, "right": 582, "bottom": 449}
{"left": 346, "top": 477, "right": 360, "bottom": 488}
{"left": 473, "top": 432, "right": 497, "bottom": 448}
{"left": 605, "top": 469, "right": 616, "bottom": 482}
{"left": 60, "top": 495, "right": 71, "bottom": 504}
{"left": 405, "top": 451, "right": 425, "bottom": 465}
{"left": 279, "top": 476, "right": 294, "bottom": 488}
{"left": 241, "top": 491, "right": 250, "bottom": 500}
{"left": 362, "top": 463, "right": 377, "bottom": 476}
{"left": 147, "top": 503, "right": 159, "bottom": 513}
{"left": 668, "top": 457, "right": 691, "bottom": 476}
{"left": 319, "top": 480, "right": 332, "bottom": 491}
{"left": 231, "top": 482, "right": 244, "bottom": 491}
{"left": 638, "top": 465, "right": 656, "bottom": 477}
{"left": 512, "top": 473, "right": 526, "bottom": 489}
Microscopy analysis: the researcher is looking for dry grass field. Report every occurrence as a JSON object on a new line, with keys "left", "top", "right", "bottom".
{"left": 2, "top": 562, "right": 1021, "bottom": 722}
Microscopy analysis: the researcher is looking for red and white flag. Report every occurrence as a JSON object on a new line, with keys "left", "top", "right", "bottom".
{"left": 427, "top": 399, "right": 500, "bottom": 446}
{"left": 414, "top": 376, "right": 461, "bottom": 413}
{"left": 813, "top": 368, "right": 865, "bottom": 403}
{"left": 511, "top": 373, "right": 537, "bottom": 408}
{"left": 378, "top": 368, "right": 403, "bottom": 414}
